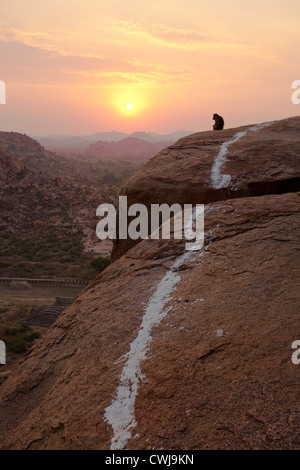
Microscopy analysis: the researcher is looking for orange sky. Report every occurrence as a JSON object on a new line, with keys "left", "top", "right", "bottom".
{"left": 0, "top": 0, "right": 299, "bottom": 135}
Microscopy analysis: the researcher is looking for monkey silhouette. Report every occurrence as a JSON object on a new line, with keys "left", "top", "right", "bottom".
{"left": 213, "top": 114, "right": 224, "bottom": 130}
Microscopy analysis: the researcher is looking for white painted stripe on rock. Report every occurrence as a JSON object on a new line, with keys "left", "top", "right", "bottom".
{"left": 211, "top": 121, "right": 275, "bottom": 189}
{"left": 104, "top": 249, "right": 192, "bottom": 450}
{"left": 105, "top": 120, "right": 276, "bottom": 449}
{"left": 105, "top": 205, "right": 207, "bottom": 449}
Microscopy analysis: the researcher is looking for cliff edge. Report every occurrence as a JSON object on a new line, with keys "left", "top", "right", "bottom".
{"left": 112, "top": 117, "right": 300, "bottom": 260}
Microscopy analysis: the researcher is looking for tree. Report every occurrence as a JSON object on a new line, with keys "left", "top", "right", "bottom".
{"left": 90, "top": 256, "right": 111, "bottom": 273}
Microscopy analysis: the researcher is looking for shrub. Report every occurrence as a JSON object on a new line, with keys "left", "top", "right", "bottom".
{"left": 59, "top": 257, "right": 72, "bottom": 263}
{"left": 19, "top": 323, "right": 30, "bottom": 332}
{"left": 39, "top": 252, "right": 52, "bottom": 260}
{"left": 4, "top": 327, "right": 18, "bottom": 336}
{"left": 0, "top": 261, "right": 11, "bottom": 268}
{"left": 90, "top": 256, "right": 111, "bottom": 273}
{"left": 68, "top": 246, "right": 81, "bottom": 256}
{"left": 0, "top": 233, "right": 10, "bottom": 239}
{"left": 25, "top": 331, "right": 40, "bottom": 342}
{"left": 11, "top": 338, "right": 27, "bottom": 354}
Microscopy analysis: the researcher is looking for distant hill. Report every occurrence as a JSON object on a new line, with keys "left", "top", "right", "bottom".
{"left": 0, "top": 131, "right": 73, "bottom": 176}
{"left": 87, "top": 136, "right": 174, "bottom": 160}
{"left": 0, "top": 131, "right": 50, "bottom": 157}
{"left": 35, "top": 131, "right": 127, "bottom": 143}
{"left": 128, "top": 130, "right": 192, "bottom": 143}
{"left": 0, "top": 131, "right": 119, "bottom": 279}
{"left": 33, "top": 130, "right": 194, "bottom": 155}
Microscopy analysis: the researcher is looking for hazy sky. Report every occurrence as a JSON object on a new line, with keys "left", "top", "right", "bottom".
{"left": 0, "top": 0, "right": 299, "bottom": 135}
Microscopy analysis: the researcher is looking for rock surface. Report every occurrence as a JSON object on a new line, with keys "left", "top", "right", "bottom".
{"left": 0, "top": 117, "right": 299, "bottom": 450}
{"left": 112, "top": 117, "right": 300, "bottom": 260}
{"left": 0, "top": 147, "right": 24, "bottom": 182}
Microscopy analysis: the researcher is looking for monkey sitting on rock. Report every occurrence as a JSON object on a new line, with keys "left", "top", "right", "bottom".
{"left": 213, "top": 113, "right": 224, "bottom": 130}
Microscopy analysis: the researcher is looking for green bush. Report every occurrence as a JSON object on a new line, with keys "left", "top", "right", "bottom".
{"left": 39, "top": 252, "right": 52, "bottom": 260}
{"left": 11, "top": 338, "right": 28, "bottom": 354}
{"left": 25, "top": 331, "right": 40, "bottom": 342}
{"left": 68, "top": 246, "right": 81, "bottom": 256}
{"left": 0, "top": 233, "right": 10, "bottom": 239}
{"left": 19, "top": 323, "right": 30, "bottom": 332}
{"left": 59, "top": 257, "right": 72, "bottom": 263}
{"left": 90, "top": 256, "right": 111, "bottom": 273}
{"left": 0, "top": 260, "right": 11, "bottom": 268}
{"left": 4, "top": 327, "right": 18, "bottom": 336}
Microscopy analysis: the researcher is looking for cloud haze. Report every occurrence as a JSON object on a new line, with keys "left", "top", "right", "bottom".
{"left": 0, "top": 0, "right": 299, "bottom": 134}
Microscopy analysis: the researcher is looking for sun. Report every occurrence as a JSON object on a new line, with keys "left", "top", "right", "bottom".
{"left": 108, "top": 91, "right": 148, "bottom": 118}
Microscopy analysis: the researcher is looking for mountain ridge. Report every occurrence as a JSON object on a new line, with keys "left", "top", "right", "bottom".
{"left": 33, "top": 129, "right": 194, "bottom": 143}
{"left": 33, "top": 130, "right": 195, "bottom": 154}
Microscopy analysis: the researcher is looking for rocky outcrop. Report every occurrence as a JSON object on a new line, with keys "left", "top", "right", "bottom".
{"left": 0, "top": 134, "right": 118, "bottom": 279}
{"left": 0, "top": 131, "right": 49, "bottom": 158}
{"left": 0, "top": 117, "right": 299, "bottom": 450}
{"left": 112, "top": 117, "right": 300, "bottom": 260}
{"left": 0, "top": 147, "right": 24, "bottom": 181}
{"left": 0, "top": 136, "right": 114, "bottom": 244}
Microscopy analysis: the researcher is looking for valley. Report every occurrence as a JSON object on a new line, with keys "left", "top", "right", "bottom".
{"left": 0, "top": 130, "right": 164, "bottom": 375}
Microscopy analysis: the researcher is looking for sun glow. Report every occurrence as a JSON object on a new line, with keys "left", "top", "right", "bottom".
{"left": 108, "top": 89, "right": 150, "bottom": 122}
